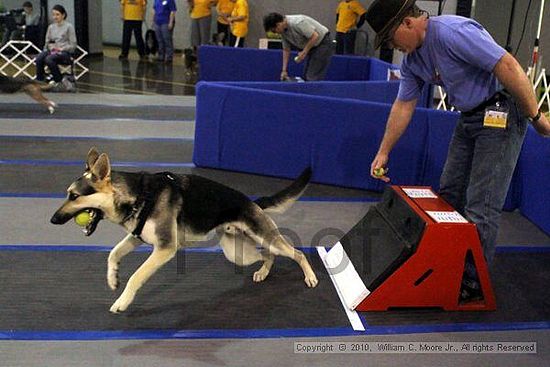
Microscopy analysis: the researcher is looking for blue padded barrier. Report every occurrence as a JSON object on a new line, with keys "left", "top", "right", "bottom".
{"left": 324, "top": 55, "right": 371, "bottom": 81}
{"left": 194, "top": 82, "right": 430, "bottom": 191}
{"left": 199, "top": 46, "right": 298, "bottom": 82}
{"left": 194, "top": 80, "right": 521, "bottom": 212}
{"left": 518, "top": 127, "right": 550, "bottom": 234}
{"left": 219, "top": 81, "right": 401, "bottom": 103}
{"left": 198, "top": 45, "right": 395, "bottom": 82}
{"left": 218, "top": 80, "right": 432, "bottom": 109}
{"left": 369, "top": 57, "right": 398, "bottom": 80}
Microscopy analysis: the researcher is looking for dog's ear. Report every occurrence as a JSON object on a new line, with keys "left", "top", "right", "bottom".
{"left": 86, "top": 147, "right": 100, "bottom": 171}
{"left": 91, "top": 153, "right": 111, "bottom": 181}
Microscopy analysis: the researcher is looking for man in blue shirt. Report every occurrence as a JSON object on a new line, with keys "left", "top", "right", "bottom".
{"left": 366, "top": 0, "right": 550, "bottom": 301}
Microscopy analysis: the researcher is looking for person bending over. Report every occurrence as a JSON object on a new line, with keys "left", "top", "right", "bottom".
{"left": 263, "top": 12, "right": 334, "bottom": 81}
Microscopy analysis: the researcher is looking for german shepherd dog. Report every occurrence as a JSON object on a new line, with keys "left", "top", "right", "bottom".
{"left": 0, "top": 74, "right": 56, "bottom": 113}
{"left": 50, "top": 148, "right": 318, "bottom": 313}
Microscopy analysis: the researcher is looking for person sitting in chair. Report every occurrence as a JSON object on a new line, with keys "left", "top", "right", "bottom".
{"left": 35, "top": 4, "right": 76, "bottom": 88}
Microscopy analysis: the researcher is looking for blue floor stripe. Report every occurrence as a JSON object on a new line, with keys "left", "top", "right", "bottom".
{"left": 0, "top": 159, "right": 196, "bottom": 168}
{"left": 496, "top": 246, "right": 550, "bottom": 253}
{"left": 0, "top": 321, "right": 548, "bottom": 341}
{"left": 0, "top": 135, "right": 193, "bottom": 142}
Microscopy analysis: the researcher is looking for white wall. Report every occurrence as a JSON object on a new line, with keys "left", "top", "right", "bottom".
{"left": 474, "top": 0, "right": 549, "bottom": 70}
{"left": 102, "top": 0, "right": 376, "bottom": 50}
{"left": 88, "top": 0, "right": 102, "bottom": 53}
{"left": 102, "top": 0, "right": 193, "bottom": 51}
{"left": 98, "top": 0, "right": 459, "bottom": 61}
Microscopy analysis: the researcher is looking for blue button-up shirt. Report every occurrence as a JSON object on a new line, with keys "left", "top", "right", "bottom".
{"left": 397, "top": 15, "right": 506, "bottom": 112}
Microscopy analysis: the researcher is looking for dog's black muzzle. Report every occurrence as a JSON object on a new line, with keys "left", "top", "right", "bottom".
{"left": 50, "top": 209, "right": 104, "bottom": 236}
{"left": 50, "top": 211, "right": 72, "bottom": 225}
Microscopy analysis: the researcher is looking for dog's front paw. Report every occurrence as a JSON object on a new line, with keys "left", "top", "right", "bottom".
{"left": 253, "top": 268, "right": 269, "bottom": 282}
{"left": 47, "top": 101, "right": 57, "bottom": 114}
{"left": 109, "top": 292, "right": 134, "bottom": 314}
{"left": 305, "top": 273, "right": 319, "bottom": 288}
{"left": 107, "top": 263, "right": 119, "bottom": 290}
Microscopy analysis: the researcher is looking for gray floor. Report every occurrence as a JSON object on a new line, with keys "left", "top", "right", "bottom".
{"left": 0, "top": 92, "right": 548, "bottom": 367}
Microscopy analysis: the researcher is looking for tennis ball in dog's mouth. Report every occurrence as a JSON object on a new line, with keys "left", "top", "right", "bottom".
{"left": 74, "top": 211, "right": 91, "bottom": 227}
{"left": 373, "top": 167, "right": 387, "bottom": 177}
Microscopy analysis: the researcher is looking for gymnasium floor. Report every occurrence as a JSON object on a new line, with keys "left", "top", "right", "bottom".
{"left": 0, "top": 52, "right": 549, "bottom": 366}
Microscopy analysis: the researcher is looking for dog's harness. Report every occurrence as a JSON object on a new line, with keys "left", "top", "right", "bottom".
{"left": 126, "top": 172, "right": 181, "bottom": 240}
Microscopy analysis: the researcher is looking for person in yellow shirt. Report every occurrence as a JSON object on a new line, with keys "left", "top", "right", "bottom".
{"left": 225, "top": 0, "right": 248, "bottom": 47}
{"left": 189, "top": 0, "right": 215, "bottom": 49}
{"left": 335, "top": 0, "right": 367, "bottom": 55}
{"left": 119, "top": 0, "right": 147, "bottom": 60}
{"left": 215, "top": 0, "right": 234, "bottom": 46}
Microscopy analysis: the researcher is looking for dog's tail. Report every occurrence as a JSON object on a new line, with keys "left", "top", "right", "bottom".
{"left": 254, "top": 167, "right": 312, "bottom": 214}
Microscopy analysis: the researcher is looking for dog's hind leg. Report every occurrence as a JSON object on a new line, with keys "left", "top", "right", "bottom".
{"left": 244, "top": 210, "right": 318, "bottom": 288}
{"left": 219, "top": 228, "right": 275, "bottom": 282}
{"left": 107, "top": 234, "right": 143, "bottom": 290}
{"left": 110, "top": 244, "right": 177, "bottom": 313}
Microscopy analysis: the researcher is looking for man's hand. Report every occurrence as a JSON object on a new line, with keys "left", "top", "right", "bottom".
{"left": 280, "top": 70, "right": 289, "bottom": 81}
{"left": 294, "top": 51, "right": 306, "bottom": 63}
{"left": 370, "top": 153, "right": 390, "bottom": 182}
{"left": 531, "top": 112, "right": 550, "bottom": 137}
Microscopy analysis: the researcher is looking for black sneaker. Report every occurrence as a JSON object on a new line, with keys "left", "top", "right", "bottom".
{"left": 118, "top": 54, "right": 128, "bottom": 60}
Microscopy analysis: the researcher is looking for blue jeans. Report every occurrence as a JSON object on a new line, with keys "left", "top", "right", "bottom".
{"left": 35, "top": 50, "right": 72, "bottom": 83}
{"left": 154, "top": 23, "right": 174, "bottom": 61}
{"left": 439, "top": 93, "right": 527, "bottom": 268}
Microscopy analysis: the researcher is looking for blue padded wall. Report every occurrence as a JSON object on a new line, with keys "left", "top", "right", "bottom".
{"left": 194, "top": 81, "right": 521, "bottom": 210}
{"left": 194, "top": 82, "right": 430, "bottom": 191}
{"left": 518, "top": 127, "right": 550, "bottom": 234}
{"left": 219, "top": 80, "right": 432, "bottom": 109}
{"left": 198, "top": 45, "right": 395, "bottom": 82}
{"left": 219, "top": 81, "right": 401, "bottom": 103}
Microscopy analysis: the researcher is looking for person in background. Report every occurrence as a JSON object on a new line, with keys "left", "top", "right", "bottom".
{"left": 226, "top": 0, "right": 248, "bottom": 47}
{"left": 152, "top": 0, "right": 176, "bottom": 63}
{"left": 263, "top": 12, "right": 334, "bottom": 81}
{"left": 1, "top": 1, "right": 39, "bottom": 46}
{"left": 366, "top": 0, "right": 550, "bottom": 301}
{"left": 335, "top": 0, "right": 367, "bottom": 55}
{"left": 34, "top": 4, "right": 76, "bottom": 86}
{"left": 189, "top": 0, "right": 214, "bottom": 52}
{"left": 23, "top": 2, "right": 40, "bottom": 27}
{"left": 119, "top": 0, "right": 147, "bottom": 60}
{"left": 22, "top": 1, "right": 40, "bottom": 47}
{"left": 214, "top": 0, "right": 234, "bottom": 45}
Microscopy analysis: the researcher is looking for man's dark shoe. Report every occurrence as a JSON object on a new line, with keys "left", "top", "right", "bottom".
{"left": 118, "top": 54, "right": 128, "bottom": 60}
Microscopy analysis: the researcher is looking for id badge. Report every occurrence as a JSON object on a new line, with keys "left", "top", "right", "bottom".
{"left": 483, "top": 102, "right": 508, "bottom": 129}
